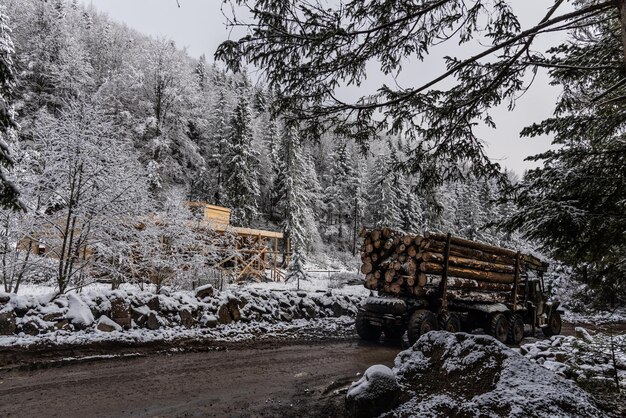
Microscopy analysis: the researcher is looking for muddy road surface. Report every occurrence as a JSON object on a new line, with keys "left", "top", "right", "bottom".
{"left": 0, "top": 340, "right": 399, "bottom": 418}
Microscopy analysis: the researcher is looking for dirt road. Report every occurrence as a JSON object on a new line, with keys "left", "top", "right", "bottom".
{"left": 0, "top": 340, "right": 399, "bottom": 418}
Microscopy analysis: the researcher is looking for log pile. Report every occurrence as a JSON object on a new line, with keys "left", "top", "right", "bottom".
{"left": 360, "top": 228, "right": 545, "bottom": 303}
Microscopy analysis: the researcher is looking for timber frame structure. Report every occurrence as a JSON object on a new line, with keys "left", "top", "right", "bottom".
{"left": 187, "top": 202, "right": 290, "bottom": 282}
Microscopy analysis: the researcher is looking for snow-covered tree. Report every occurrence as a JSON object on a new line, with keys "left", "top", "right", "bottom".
{"left": 224, "top": 87, "right": 260, "bottom": 226}
{"left": 367, "top": 152, "right": 401, "bottom": 229}
{"left": 0, "top": 5, "right": 20, "bottom": 210}
{"left": 31, "top": 102, "right": 149, "bottom": 293}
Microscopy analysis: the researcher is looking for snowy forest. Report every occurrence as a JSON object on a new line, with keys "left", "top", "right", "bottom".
{"left": 0, "top": 1, "right": 624, "bottom": 417}
{"left": 0, "top": 0, "right": 529, "bottom": 293}
{"left": 0, "top": 0, "right": 623, "bottom": 315}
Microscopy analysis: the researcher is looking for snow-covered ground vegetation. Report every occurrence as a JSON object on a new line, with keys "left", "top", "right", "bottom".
{"left": 0, "top": 285, "right": 363, "bottom": 348}
{"left": 346, "top": 331, "right": 606, "bottom": 418}
{"left": 520, "top": 329, "right": 625, "bottom": 415}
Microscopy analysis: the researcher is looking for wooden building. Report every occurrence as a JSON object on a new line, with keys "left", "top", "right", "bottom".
{"left": 186, "top": 202, "right": 289, "bottom": 282}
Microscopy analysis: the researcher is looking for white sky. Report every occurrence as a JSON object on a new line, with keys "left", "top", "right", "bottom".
{"left": 80, "top": 0, "right": 564, "bottom": 176}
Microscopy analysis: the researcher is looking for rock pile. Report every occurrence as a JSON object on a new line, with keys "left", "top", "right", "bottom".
{"left": 0, "top": 287, "right": 363, "bottom": 337}
{"left": 521, "top": 331, "right": 625, "bottom": 390}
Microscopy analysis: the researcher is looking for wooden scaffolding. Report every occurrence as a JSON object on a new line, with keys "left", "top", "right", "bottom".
{"left": 187, "top": 202, "right": 290, "bottom": 282}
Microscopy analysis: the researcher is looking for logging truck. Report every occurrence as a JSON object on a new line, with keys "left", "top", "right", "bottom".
{"left": 356, "top": 229, "right": 563, "bottom": 346}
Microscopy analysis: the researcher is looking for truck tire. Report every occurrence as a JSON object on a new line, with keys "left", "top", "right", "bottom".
{"left": 356, "top": 310, "right": 382, "bottom": 341}
{"left": 489, "top": 313, "right": 509, "bottom": 343}
{"left": 507, "top": 314, "right": 524, "bottom": 345}
{"left": 542, "top": 311, "right": 562, "bottom": 337}
{"left": 407, "top": 310, "right": 438, "bottom": 345}
{"left": 439, "top": 313, "right": 461, "bottom": 333}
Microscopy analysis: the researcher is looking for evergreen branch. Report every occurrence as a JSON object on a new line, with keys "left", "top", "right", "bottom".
{"left": 323, "top": 0, "right": 614, "bottom": 112}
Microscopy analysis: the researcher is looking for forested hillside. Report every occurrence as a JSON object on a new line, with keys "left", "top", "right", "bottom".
{"left": 0, "top": 0, "right": 529, "bottom": 294}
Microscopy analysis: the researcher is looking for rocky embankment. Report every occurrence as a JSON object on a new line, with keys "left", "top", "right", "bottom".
{"left": 0, "top": 285, "right": 363, "bottom": 343}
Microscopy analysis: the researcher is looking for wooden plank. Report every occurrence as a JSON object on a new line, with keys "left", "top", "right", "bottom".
{"left": 211, "top": 223, "right": 284, "bottom": 239}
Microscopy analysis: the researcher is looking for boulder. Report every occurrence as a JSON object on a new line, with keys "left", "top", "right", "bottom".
{"left": 228, "top": 297, "right": 241, "bottom": 322}
{"left": 201, "top": 314, "right": 218, "bottom": 328}
{"left": 195, "top": 284, "right": 214, "bottom": 299}
{"left": 96, "top": 315, "right": 122, "bottom": 333}
{"left": 217, "top": 304, "right": 232, "bottom": 325}
{"left": 331, "top": 301, "right": 345, "bottom": 317}
{"left": 146, "top": 312, "right": 161, "bottom": 330}
{"left": 179, "top": 308, "right": 194, "bottom": 328}
{"left": 0, "top": 294, "right": 10, "bottom": 304}
{"left": 54, "top": 319, "right": 71, "bottom": 331}
{"left": 0, "top": 311, "right": 16, "bottom": 335}
{"left": 42, "top": 311, "right": 64, "bottom": 322}
{"left": 299, "top": 299, "right": 318, "bottom": 318}
{"left": 110, "top": 297, "right": 131, "bottom": 329}
{"left": 66, "top": 294, "right": 94, "bottom": 329}
{"left": 575, "top": 327, "right": 594, "bottom": 343}
{"left": 131, "top": 306, "right": 149, "bottom": 327}
{"left": 20, "top": 320, "right": 41, "bottom": 336}
{"left": 146, "top": 296, "right": 160, "bottom": 312}
{"left": 372, "top": 331, "right": 605, "bottom": 417}
{"left": 345, "top": 365, "right": 400, "bottom": 418}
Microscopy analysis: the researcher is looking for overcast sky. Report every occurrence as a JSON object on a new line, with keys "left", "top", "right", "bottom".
{"left": 79, "top": 0, "right": 564, "bottom": 176}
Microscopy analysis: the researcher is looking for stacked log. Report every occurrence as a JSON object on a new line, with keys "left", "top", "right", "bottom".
{"left": 360, "top": 228, "right": 541, "bottom": 303}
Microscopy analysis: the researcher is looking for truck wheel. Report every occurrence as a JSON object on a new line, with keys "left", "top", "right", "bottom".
{"left": 439, "top": 313, "right": 461, "bottom": 333}
{"left": 355, "top": 310, "right": 382, "bottom": 341}
{"left": 489, "top": 313, "right": 509, "bottom": 343}
{"left": 383, "top": 326, "right": 405, "bottom": 342}
{"left": 507, "top": 314, "right": 525, "bottom": 345}
{"left": 407, "top": 310, "right": 438, "bottom": 345}
{"left": 542, "top": 311, "right": 562, "bottom": 337}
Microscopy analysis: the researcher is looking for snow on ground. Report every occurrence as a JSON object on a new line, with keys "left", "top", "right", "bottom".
{"left": 346, "top": 331, "right": 606, "bottom": 418}
{"left": 0, "top": 316, "right": 356, "bottom": 348}
{"left": 518, "top": 330, "right": 625, "bottom": 415}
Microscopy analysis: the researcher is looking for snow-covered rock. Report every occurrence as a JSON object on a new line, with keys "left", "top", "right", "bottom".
{"left": 0, "top": 286, "right": 364, "bottom": 347}
{"left": 96, "top": 316, "right": 122, "bottom": 333}
{"left": 66, "top": 293, "right": 95, "bottom": 328}
{"left": 195, "top": 284, "right": 214, "bottom": 299}
{"left": 575, "top": 326, "right": 594, "bottom": 343}
{"left": 0, "top": 311, "right": 16, "bottom": 335}
{"left": 348, "top": 331, "right": 604, "bottom": 418}
{"left": 346, "top": 365, "right": 400, "bottom": 418}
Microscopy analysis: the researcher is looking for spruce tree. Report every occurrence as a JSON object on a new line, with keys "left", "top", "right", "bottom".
{"left": 0, "top": 6, "right": 20, "bottom": 210}
{"left": 367, "top": 153, "right": 401, "bottom": 229}
{"left": 508, "top": 14, "right": 626, "bottom": 307}
{"left": 224, "top": 89, "right": 260, "bottom": 226}
{"left": 323, "top": 142, "right": 358, "bottom": 239}
{"left": 271, "top": 122, "right": 318, "bottom": 254}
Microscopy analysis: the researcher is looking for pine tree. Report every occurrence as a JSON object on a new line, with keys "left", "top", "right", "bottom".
{"left": 388, "top": 139, "right": 422, "bottom": 232}
{"left": 0, "top": 6, "right": 20, "bottom": 210}
{"left": 224, "top": 89, "right": 260, "bottom": 226}
{"left": 508, "top": 14, "right": 626, "bottom": 308}
{"left": 279, "top": 124, "right": 314, "bottom": 251}
{"left": 367, "top": 153, "right": 401, "bottom": 229}
{"left": 286, "top": 247, "right": 307, "bottom": 286}
{"left": 218, "top": 1, "right": 625, "bottom": 192}
{"left": 323, "top": 142, "right": 358, "bottom": 240}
